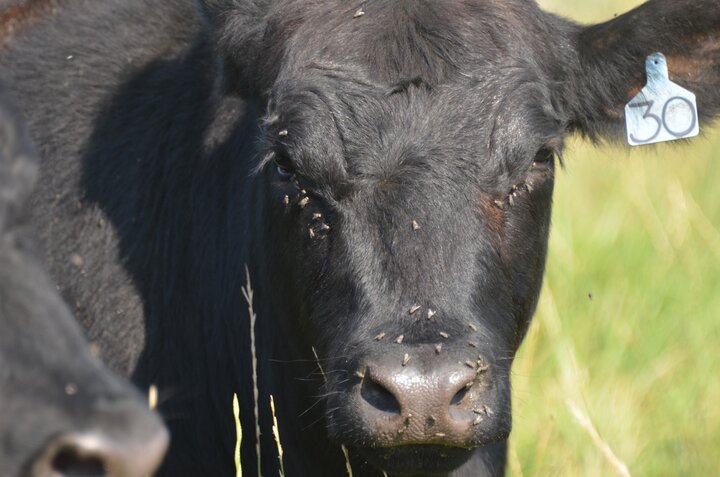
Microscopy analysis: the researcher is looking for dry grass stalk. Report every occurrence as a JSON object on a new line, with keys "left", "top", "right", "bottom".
{"left": 270, "top": 395, "right": 285, "bottom": 477}
{"left": 233, "top": 393, "right": 243, "bottom": 477}
{"left": 148, "top": 384, "right": 158, "bottom": 411}
{"left": 566, "top": 400, "right": 631, "bottom": 477}
{"left": 241, "top": 267, "right": 262, "bottom": 477}
{"left": 341, "top": 445, "right": 354, "bottom": 477}
{"left": 311, "top": 346, "right": 327, "bottom": 382}
{"left": 313, "top": 347, "right": 355, "bottom": 477}
{"left": 507, "top": 438, "right": 525, "bottom": 477}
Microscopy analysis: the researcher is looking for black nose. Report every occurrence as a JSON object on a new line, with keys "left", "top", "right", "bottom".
{"left": 356, "top": 353, "right": 490, "bottom": 446}
{"left": 30, "top": 411, "right": 168, "bottom": 477}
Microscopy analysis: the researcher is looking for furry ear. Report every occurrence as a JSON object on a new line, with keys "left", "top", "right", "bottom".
{"left": 563, "top": 0, "right": 720, "bottom": 141}
{"left": 198, "top": 0, "right": 301, "bottom": 97}
{"left": 0, "top": 85, "right": 37, "bottom": 232}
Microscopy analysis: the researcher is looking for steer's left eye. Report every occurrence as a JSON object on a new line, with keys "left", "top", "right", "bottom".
{"left": 533, "top": 147, "right": 555, "bottom": 166}
{"left": 274, "top": 153, "right": 296, "bottom": 179}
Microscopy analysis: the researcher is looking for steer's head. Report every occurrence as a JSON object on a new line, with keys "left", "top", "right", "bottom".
{"left": 202, "top": 0, "right": 720, "bottom": 473}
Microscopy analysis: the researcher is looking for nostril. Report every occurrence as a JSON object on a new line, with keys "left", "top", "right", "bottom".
{"left": 449, "top": 375, "right": 478, "bottom": 421}
{"left": 52, "top": 446, "right": 106, "bottom": 477}
{"left": 361, "top": 376, "right": 401, "bottom": 415}
{"left": 33, "top": 423, "right": 168, "bottom": 477}
{"left": 450, "top": 385, "right": 470, "bottom": 407}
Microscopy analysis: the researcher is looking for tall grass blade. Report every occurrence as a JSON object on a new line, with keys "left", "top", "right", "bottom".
{"left": 148, "top": 384, "right": 158, "bottom": 411}
{"left": 312, "top": 347, "right": 355, "bottom": 476}
{"left": 233, "top": 393, "right": 243, "bottom": 477}
{"left": 270, "top": 395, "right": 285, "bottom": 477}
{"left": 341, "top": 445, "right": 353, "bottom": 477}
{"left": 242, "top": 267, "right": 262, "bottom": 477}
{"left": 566, "top": 400, "right": 631, "bottom": 477}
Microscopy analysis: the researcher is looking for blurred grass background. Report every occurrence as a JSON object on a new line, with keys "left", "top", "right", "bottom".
{"left": 508, "top": 2, "right": 720, "bottom": 476}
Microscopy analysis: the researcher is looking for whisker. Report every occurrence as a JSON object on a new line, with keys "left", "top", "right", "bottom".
{"left": 269, "top": 355, "right": 352, "bottom": 364}
{"left": 303, "top": 413, "right": 329, "bottom": 431}
{"left": 299, "top": 398, "right": 325, "bottom": 417}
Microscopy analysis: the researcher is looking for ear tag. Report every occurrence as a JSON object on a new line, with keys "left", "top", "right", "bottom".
{"left": 625, "top": 52, "right": 699, "bottom": 146}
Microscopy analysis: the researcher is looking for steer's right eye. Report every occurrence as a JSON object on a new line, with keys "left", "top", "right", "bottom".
{"left": 273, "top": 153, "right": 296, "bottom": 180}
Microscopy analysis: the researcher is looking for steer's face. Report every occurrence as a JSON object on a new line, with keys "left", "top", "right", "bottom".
{"left": 248, "top": 3, "right": 563, "bottom": 472}
{"left": 203, "top": 0, "right": 720, "bottom": 474}
{"left": 259, "top": 76, "right": 557, "bottom": 472}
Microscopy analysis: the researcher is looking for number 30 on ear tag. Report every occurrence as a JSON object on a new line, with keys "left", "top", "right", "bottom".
{"left": 625, "top": 52, "right": 699, "bottom": 146}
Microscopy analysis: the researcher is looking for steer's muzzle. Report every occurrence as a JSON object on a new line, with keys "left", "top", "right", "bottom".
{"left": 29, "top": 398, "right": 168, "bottom": 477}
{"left": 329, "top": 343, "right": 510, "bottom": 474}
{"left": 359, "top": 360, "right": 482, "bottom": 445}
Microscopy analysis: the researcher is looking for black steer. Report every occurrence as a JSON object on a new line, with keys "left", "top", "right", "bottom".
{"left": 0, "top": 86, "right": 168, "bottom": 477}
{"left": 1, "top": 0, "right": 718, "bottom": 476}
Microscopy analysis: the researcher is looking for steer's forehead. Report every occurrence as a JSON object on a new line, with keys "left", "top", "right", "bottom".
{"left": 269, "top": 68, "right": 560, "bottom": 196}
{"left": 266, "top": 0, "right": 563, "bottom": 193}
{"left": 271, "top": 0, "right": 544, "bottom": 85}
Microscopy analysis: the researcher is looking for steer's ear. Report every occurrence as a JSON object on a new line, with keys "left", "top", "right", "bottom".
{"left": 197, "top": 0, "right": 297, "bottom": 97}
{"left": 564, "top": 0, "right": 720, "bottom": 141}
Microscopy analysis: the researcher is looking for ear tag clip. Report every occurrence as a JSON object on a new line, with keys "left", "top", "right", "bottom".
{"left": 625, "top": 52, "right": 699, "bottom": 146}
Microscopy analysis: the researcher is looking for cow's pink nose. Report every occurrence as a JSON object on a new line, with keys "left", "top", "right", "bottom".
{"left": 357, "top": 358, "right": 488, "bottom": 446}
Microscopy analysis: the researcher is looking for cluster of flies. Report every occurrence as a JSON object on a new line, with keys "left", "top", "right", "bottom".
{"left": 494, "top": 180, "right": 535, "bottom": 209}
{"left": 276, "top": 130, "right": 334, "bottom": 241}
{"left": 368, "top": 306, "right": 492, "bottom": 429}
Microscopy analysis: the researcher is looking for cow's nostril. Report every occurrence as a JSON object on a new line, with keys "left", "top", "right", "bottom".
{"left": 450, "top": 384, "right": 470, "bottom": 407}
{"left": 361, "top": 375, "right": 401, "bottom": 414}
{"left": 33, "top": 423, "right": 168, "bottom": 477}
{"left": 52, "top": 446, "right": 106, "bottom": 477}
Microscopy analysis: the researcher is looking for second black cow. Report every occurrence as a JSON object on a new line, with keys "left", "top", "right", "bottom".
{"left": 0, "top": 85, "right": 168, "bottom": 477}
{"left": 1, "top": 0, "right": 718, "bottom": 476}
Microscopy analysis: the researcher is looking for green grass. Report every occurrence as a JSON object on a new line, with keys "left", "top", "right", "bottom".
{"left": 511, "top": 3, "right": 720, "bottom": 474}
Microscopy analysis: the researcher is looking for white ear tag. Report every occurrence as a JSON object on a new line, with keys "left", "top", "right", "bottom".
{"left": 625, "top": 52, "right": 699, "bottom": 146}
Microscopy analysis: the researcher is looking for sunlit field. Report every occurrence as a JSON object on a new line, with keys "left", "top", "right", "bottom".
{"left": 509, "top": 2, "right": 720, "bottom": 476}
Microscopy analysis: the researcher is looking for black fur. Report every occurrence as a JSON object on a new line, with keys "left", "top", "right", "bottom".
{"left": 1, "top": 0, "right": 718, "bottom": 476}
{"left": 0, "top": 84, "right": 166, "bottom": 476}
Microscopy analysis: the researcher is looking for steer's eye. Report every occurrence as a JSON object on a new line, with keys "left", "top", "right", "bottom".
{"left": 274, "top": 153, "right": 296, "bottom": 179}
{"left": 533, "top": 147, "right": 555, "bottom": 166}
